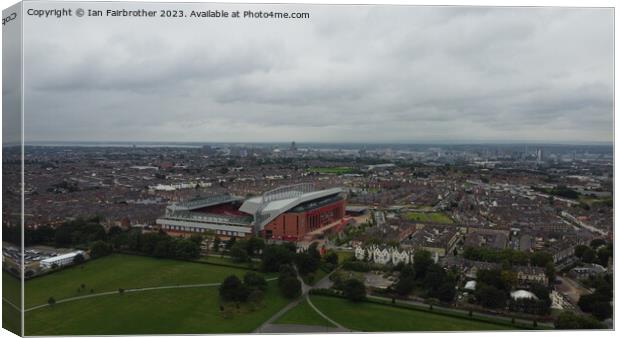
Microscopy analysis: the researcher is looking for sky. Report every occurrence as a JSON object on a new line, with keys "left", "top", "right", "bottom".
{"left": 17, "top": 3, "right": 614, "bottom": 144}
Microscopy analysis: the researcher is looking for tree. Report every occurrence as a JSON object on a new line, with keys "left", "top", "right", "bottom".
{"left": 596, "top": 245, "right": 612, "bottom": 266}
{"left": 219, "top": 275, "right": 248, "bottom": 302}
{"left": 307, "top": 242, "right": 322, "bottom": 261}
{"left": 422, "top": 264, "right": 447, "bottom": 290}
{"left": 394, "top": 276, "right": 416, "bottom": 296}
{"left": 324, "top": 251, "right": 339, "bottom": 265}
{"left": 90, "top": 240, "right": 112, "bottom": 259}
{"left": 295, "top": 252, "right": 320, "bottom": 275}
{"left": 574, "top": 245, "right": 590, "bottom": 258}
{"left": 342, "top": 279, "right": 366, "bottom": 302}
{"left": 247, "top": 289, "right": 264, "bottom": 309}
{"left": 554, "top": 311, "right": 605, "bottom": 329}
{"left": 431, "top": 282, "right": 456, "bottom": 303}
{"left": 530, "top": 283, "right": 551, "bottom": 305}
{"left": 582, "top": 248, "right": 596, "bottom": 263}
{"left": 475, "top": 284, "right": 507, "bottom": 309}
{"left": 170, "top": 238, "right": 200, "bottom": 259}
{"left": 262, "top": 244, "right": 294, "bottom": 272}
{"left": 413, "top": 250, "right": 433, "bottom": 280}
{"left": 243, "top": 272, "right": 267, "bottom": 291}
{"left": 230, "top": 243, "right": 249, "bottom": 263}
{"left": 279, "top": 276, "right": 302, "bottom": 299}
{"left": 590, "top": 239, "right": 605, "bottom": 249}
{"left": 477, "top": 269, "right": 509, "bottom": 291}
{"left": 591, "top": 301, "right": 612, "bottom": 320}
{"left": 246, "top": 237, "right": 265, "bottom": 257}
{"left": 425, "top": 298, "right": 439, "bottom": 310}
{"left": 529, "top": 251, "right": 553, "bottom": 267}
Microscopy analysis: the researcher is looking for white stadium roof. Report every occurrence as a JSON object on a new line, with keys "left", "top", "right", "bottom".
{"left": 239, "top": 185, "right": 343, "bottom": 230}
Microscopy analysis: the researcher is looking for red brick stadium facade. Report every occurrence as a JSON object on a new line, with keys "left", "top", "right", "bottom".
{"left": 262, "top": 197, "right": 346, "bottom": 241}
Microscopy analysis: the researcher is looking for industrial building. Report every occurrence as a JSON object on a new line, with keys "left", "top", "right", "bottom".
{"left": 156, "top": 183, "right": 346, "bottom": 241}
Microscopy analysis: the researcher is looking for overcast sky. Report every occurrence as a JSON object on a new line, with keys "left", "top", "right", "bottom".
{"left": 20, "top": 3, "right": 613, "bottom": 144}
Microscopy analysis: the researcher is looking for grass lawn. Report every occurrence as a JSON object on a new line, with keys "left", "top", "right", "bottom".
{"left": 308, "top": 167, "right": 354, "bottom": 175}
{"left": 3, "top": 301, "right": 21, "bottom": 335}
{"left": 24, "top": 254, "right": 266, "bottom": 308}
{"left": 25, "top": 281, "right": 289, "bottom": 335}
{"left": 303, "top": 268, "right": 329, "bottom": 286}
{"left": 404, "top": 212, "right": 454, "bottom": 224}
{"left": 275, "top": 298, "right": 335, "bottom": 327}
{"left": 336, "top": 251, "right": 353, "bottom": 263}
{"left": 3, "top": 271, "right": 21, "bottom": 306}
{"left": 310, "top": 295, "right": 518, "bottom": 331}
{"left": 196, "top": 255, "right": 257, "bottom": 269}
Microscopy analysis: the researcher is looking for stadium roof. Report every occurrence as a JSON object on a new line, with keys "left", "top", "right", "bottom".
{"left": 168, "top": 194, "right": 242, "bottom": 212}
{"left": 239, "top": 185, "right": 343, "bottom": 230}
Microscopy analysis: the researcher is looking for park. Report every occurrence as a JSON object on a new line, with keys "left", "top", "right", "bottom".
{"left": 14, "top": 251, "right": 532, "bottom": 335}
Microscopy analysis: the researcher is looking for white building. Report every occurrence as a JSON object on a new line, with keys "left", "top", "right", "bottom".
{"left": 40, "top": 250, "right": 85, "bottom": 269}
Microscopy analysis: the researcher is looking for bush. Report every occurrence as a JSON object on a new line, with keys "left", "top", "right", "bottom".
{"left": 243, "top": 272, "right": 267, "bottom": 291}
{"left": 230, "top": 243, "right": 249, "bottom": 263}
{"left": 342, "top": 278, "right": 366, "bottom": 302}
{"left": 262, "top": 244, "right": 295, "bottom": 272}
{"left": 554, "top": 311, "right": 606, "bottom": 329}
{"left": 279, "top": 277, "right": 302, "bottom": 299}
{"left": 219, "top": 275, "right": 248, "bottom": 302}
{"left": 90, "top": 240, "right": 112, "bottom": 259}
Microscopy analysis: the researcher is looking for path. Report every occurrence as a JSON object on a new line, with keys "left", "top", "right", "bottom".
{"left": 253, "top": 267, "right": 349, "bottom": 333}
{"left": 24, "top": 277, "right": 278, "bottom": 312}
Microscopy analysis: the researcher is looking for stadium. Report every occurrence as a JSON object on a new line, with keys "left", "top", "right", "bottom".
{"left": 156, "top": 183, "right": 347, "bottom": 241}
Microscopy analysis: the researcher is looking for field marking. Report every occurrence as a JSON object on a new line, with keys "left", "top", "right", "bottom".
{"left": 25, "top": 277, "right": 277, "bottom": 312}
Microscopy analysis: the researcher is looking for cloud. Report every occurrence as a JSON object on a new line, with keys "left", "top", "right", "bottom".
{"left": 20, "top": 4, "right": 613, "bottom": 144}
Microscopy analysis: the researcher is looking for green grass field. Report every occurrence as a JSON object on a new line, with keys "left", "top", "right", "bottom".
{"left": 336, "top": 251, "right": 353, "bottom": 263}
{"left": 3, "top": 272, "right": 22, "bottom": 335}
{"left": 3, "top": 301, "right": 21, "bottom": 335}
{"left": 309, "top": 295, "right": 518, "bottom": 331}
{"left": 25, "top": 282, "right": 289, "bottom": 335}
{"left": 308, "top": 167, "right": 354, "bottom": 175}
{"left": 275, "top": 298, "right": 335, "bottom": 327}
{"left": 196, "top": 254, "right": 258, "bottom": 269}
{"left": 23, "top": 254, "right": 288, "bottom": 335}
{"left": 404, "top": 212, "right": 454, "bottom": 224}
{"left": 24, "top": 254, "right": 267, "bottom": 308}
{"left": 3, "top": 271, "right": 21, "bottom": 306}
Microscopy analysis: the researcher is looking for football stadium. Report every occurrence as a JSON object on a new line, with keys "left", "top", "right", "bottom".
{"left": 156, "top": 183, "right": 347, "bottom": 241}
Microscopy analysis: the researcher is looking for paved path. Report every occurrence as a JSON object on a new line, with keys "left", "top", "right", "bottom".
{"left": 2, "top": 298, "right": 20, "bottom": 311}
{"left": 253, "top": 267, "right": 349, "bottom": 333}
{"left": 305, "top": 294, "right": 348, "bottom": 330}
{"left": 24, "top": 277, "right": 278, "bottom": 312}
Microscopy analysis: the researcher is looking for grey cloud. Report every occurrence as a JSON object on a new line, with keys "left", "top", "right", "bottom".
{"left": 20, "top": 3, "right": 613, "bottom": 144}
